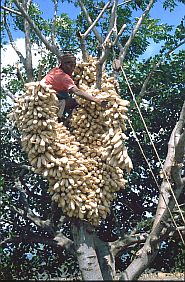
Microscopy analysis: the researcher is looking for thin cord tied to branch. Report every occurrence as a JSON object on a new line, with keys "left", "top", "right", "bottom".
{"left": 121, "top": 66, "right": 185, "bottom": 245}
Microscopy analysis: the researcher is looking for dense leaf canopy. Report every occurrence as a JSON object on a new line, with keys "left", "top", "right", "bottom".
{"left": 1, "top": 0, "right": 184, "bottom": 280}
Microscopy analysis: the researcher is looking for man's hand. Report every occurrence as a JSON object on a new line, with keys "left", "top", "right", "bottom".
{"left": 100, "top": 100, "right": 109, "bottom": 108}
{"left": 94, "top": 97, "right": 109, "bottom": 108}
{"left": 70, "top": 86, "right": 109, "bottom": 108}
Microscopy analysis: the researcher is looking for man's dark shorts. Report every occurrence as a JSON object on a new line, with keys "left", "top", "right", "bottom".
{"left": 56, "top": 91, "right": 70, "bottom": 100}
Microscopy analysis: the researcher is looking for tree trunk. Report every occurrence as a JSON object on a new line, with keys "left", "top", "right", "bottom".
{"left": 72, "top": 220, "right": 103, "bottom": 280}
{"left": 94, "top": 235, "right": 115, "bottom": 280}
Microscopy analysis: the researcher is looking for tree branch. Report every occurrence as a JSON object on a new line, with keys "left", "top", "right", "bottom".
{"left": 4, "top": 91, "right": 17, "bottom": 102}
{"left": 119, "top": 102, "right": 185, "bottom": 280}
{"left": 77, "top": 31, "right": 89, "bottom": 61}
{"left": 110, "top": 233, "right": 148, "bottom": 257}
{"left": 51, "top": 0, "right": 59, "bottom": 45}
{"left": 1, "top": 233, "right": 75, "bottom": 254}
{"left": 82, "top": 1, "right": 111, "bottom": 40}
{"left": 1, "top": 159, "right": 32, "bottom": 173}
{"left": 54, "top": 232, "right": 76, "bottom": 254}
{"left": 11, "top": 203, "right": 54, "bottom": 233}
{"left": 98, "top": 0, "right": 119, "bottom": 64}
{"left": 4, "top": 12, "right": 26, "bottom": 67}
{"left": 94, "top": 235, "right": 115, "bottom": 280}
{"left": 9, "top": 166, "right": 74, "bottom": 249}
{"left": 107, "top": 0, "right": 118, "bottom": 35}
{"left": 137, "top": 40, "right": 185, "bottom": 102}
{"left": 95, "top": 1, "right": 120, "bottom": 88}
{"left": 13, "top": 0, "right": 61, "bottom": 58}
{"left": 78, "top": 0, "right": 103, "bottom": 43}
{"left": 93, "top": 0, "right": 132, "bottom": 11}
{"left": 119, "top": 0, "right": 155, "bottom": 64}
{"left": 174, "top": 101, "right": 185, "bottom": 163}
{"left": 1, "top": 235, "right": 54, "bottom": 247}
{"left": 72, "top": 220, "right": 104, "bottom": 280}
{"left": 23, "top": 0, "right": 34, "bottom": 82}
{"left": 113, "top": 23, "right": 127, "bottom": 46}
{"left": 12, "top": 176, "right": 55, "bottom": 235}
{"left": 1, "top": 5, "right": 22, "bottom": 15}
{"left": 15, "top": 63, "right": 25, "bottom": 83}
{"left": 36, "top": 48, "right": 48, "bottom": 80}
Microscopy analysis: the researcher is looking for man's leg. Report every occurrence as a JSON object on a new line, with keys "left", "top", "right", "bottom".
{"left": 63, "top": 98, "right": 78, "bottom": 128}
{"left": 58, "top": 100, "right": 66, "bottom": 122}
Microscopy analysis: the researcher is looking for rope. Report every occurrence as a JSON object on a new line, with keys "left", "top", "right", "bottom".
{"left": 128, "top": 118, "right": 185, "bottom": 245}
{"left": 121, "top": 66, "right": 185, "bottom": 244}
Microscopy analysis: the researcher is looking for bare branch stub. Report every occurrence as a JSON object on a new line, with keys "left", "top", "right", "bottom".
{"left": 76, "top": 30, "right": 89, "bottom": 61}
{"left": 51, "top": 0, "right": 59, "bottom": 45}
{"left": 118, "top": 0, "right": 155, "bottom": 64}
{"left": 77, "top": 1, "right": 110, "bottom": 62}
{"left": 3, "top": 8, "right": 26, "bottom": 67}
{"left": 78, "top": 0, "right": 104, "bottom": 44}
{"left": 78, "top": 1, "right": 121, "bottom": 88}
{"left": 79, "top": 0, "right": 155, "bottom": 88}
{"left": 1, "top": 5, "right": 22, "bottom": 15}
{"left": 13, "top": 0, "right": 61, "bottom": 58}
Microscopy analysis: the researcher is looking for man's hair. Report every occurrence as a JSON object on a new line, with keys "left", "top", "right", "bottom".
{"left": 60, "top": 52, "right": 76, "bottom": 61}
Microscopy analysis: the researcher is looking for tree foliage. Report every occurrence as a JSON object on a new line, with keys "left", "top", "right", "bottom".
{"left": 1, "top": 0, "right": 184, "bottom": 280}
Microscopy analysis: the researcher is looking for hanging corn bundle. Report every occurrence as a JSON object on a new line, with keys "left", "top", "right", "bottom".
{"left": 9, "top": 56, "right": 132, "bottom": 226}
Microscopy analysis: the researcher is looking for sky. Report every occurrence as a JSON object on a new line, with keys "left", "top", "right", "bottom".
{"left": 34, "top": 0, "right": 184, "bottom": 25}
{"left": 1, "top": 0, "right": 185, "bottom": 68}
{"left": 33, "top": 0, "right": 185, "bottom": 27}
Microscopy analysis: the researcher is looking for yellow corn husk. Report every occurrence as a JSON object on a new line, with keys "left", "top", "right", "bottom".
{"left": 37, "top": 157, "right": 42, "bottom": 168}
{"left": 79, "top": 211, "right": 85, "bottom": 219}
{"left": 60, "top": 157, "right": 69, "bottom": 165}
{"left": 40, "top": 139, "right": 45, "bottom": 147}
{"left": 111, "top": 132, "right": 121, "bottom": 144}
{"left": 68, "top": 178, "right": 75, "bottom": 185}
{"left": 45, "top": 151, "right": 56, "bottom": 162}
{"left": 85, "top": 204, "right": 92, "bottom": 210}
{"left": 112, "top": 144, "right": 123, "bottom": 156}
{"left": 30, "top": 156, "right": 38, "bottom": 166}
{"left": 114, "top": 139, "right": 123, "bottom": 149}
{"left": 59, "top": 198, "right": 66, "bottom": 208}
{"left": 10, "top": 59, "right": 133, "bottom": 226}
{"left": 89, "top": 201, "right": 97, "bottom": 208}
{"left": 70, "top": 200, "right": 76, "bottom": 210}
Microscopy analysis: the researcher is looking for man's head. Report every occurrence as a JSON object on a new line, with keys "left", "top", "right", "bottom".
{"left": 59, "top": 53, "right": 76, "bottom": 76}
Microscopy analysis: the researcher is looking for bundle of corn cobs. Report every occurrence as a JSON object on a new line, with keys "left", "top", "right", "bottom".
{"left": 9, "top": 56, "right": 132, "bottom": 226}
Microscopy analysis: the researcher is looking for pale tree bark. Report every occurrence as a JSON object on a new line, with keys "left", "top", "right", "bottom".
{"left": 13, "top": 0, "right": 61, "bottom": 58}
{"left": 119, "top": 101, "right": 185, "bottom": 280}
{"left": 10, "top": 0, "right": 156, "bottom": 85}
{"left": 3, "top": 11, "right": 26, "bottom": 67}
{"left": 78, "top": 0, "right": 118, "bottom": 88}
{"left": 2, "top": 1, "right": 184, "bottom": 280}
{"left": 72, "top": 220, "right": 104, "bottom": 280}
{"left": 118, "top": 0, "right": 155, "bottom": 64}
{"left": 77, "top": 1, "right": 111, "bottom": 61}
{"left": 78, "top": 0, "right": 155, "bottom": 88}
{"left": 94, "top": 236, "right": 115, "bottom": 280}
{"left": 51, "top": 0, "right": 59, "bottom": 45}
{"left": 1, "top": 5, "right": 21, "bottom": 15}
{"left": 95, "top": 0, "right": 118, "bottom": 89}
{"left": 23, "top": 0, "right": 34, "bottom": 82}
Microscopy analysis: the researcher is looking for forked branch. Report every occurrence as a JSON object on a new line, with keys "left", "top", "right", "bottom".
{"left": 119, "top": 102, "right": 185, "bottom": 280}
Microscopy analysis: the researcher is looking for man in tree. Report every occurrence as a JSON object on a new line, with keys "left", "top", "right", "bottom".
{"left": 41, "top": 52, "right": 107, "bottom": 124}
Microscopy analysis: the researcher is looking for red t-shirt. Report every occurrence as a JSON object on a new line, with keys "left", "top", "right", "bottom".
{"left": 44, "top": 67, "right": 75, "bottom": 92}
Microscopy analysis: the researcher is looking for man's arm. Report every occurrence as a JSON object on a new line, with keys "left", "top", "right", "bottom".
{"left": 69, "top": 85, "right": 107, "bottom": 107}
